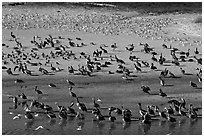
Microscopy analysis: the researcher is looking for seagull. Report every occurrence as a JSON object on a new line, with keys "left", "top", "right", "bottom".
{"left": 34, "top": 126, "right": 50, "bottom": 131}
{"left": 13, "top": 114, "right": 22, "bottom": 120}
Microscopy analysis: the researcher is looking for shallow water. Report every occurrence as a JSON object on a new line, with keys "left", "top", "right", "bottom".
{"left": 2, "top": 75, "right": 202, "bottom": 135}
{"left": 2, "top": 106, "right": 202, "bottom": 135}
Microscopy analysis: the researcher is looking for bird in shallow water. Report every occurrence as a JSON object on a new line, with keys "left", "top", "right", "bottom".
{"left": 76, "top": 97, "right": 87, "bottom": 112}
{"left": 25, "top": 111, "right": 34, "bottom": 120}
{"left": 167, "top": 114, "right": 176, "bottom": 122}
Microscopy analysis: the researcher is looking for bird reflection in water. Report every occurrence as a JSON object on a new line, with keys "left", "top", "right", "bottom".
{"left": 159, "top": 120, "right": 166, "bottom": 128}
{"left": 25, "top": 119, "right": 35, "bottom": 129}
{"left": 48, "top": 119, "right": 56, "bottom": 126}
{"left": 108, "top": 123, "right": 116, "bottom": 135}
{"left": 67, "top": 116, "right": 75, "bottom": 121}
{"left": 168, "top": 122, "right": 176, "bottom": 134}
{"left": 141, "top": 122, "right": 151, "bottom": 135}
{"left": 77, "top": 121, "right": 85, "bottom": 131}
{"left": 122, "top": 122, "right": 131, "bottom": 130}
{"left": 9, "top": 103, "right": 18, "bottom": 110}
{"left": 178, "top": 118, "right": 186, "bottom": 128}
{"left": 59, "top": 119, "right": 67, "bottom": 130}
{"left": 189, "top": 118, "right": 198, "bottom": 128}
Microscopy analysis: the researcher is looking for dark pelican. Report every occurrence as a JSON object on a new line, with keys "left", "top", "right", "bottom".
{"left": 76, "top": 97, "right": 87, "bottom": 112}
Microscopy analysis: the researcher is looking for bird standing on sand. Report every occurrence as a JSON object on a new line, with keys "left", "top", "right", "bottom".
{"left": 14, "top": 79, "right": 24, "bottom": 83}
{"left": 159, "top": 77, "right": 165, "bottom": 86}
{"left": 18, "top": 93, "right": 27, "bottom": 99}
{"left": 180, "top": 68, "right": 185, "bottom": 75}
{"left": 196, "top": 74, "right": 202, "bottom": 83}
{"left": 141, "top": 85, "right": 151, "bottom": 94}
{"left": 6, "top": 68, "right": 13, "bottom": 75}
{"left": 34, "top": 86, "right": 43, "bottom": 95}
{"left": 150, "top": 63, "right": 157, "bottom": 70}
{"left": 11, "top": 32, "right": 16, "bottom": 39}
{"left": 194, "top": 48, "right": 199, "bottom": 55}
{"left": 92, "top": 98, "right": 100, "bottom": 109}
{"left": 111, "top": 43, "right": 117, "bottom": 51}
{"left": 190, "top": 81, "right": 197, "bottom": 88}
{"left": 159, "top": 89, "right": 167, "bottom": 97}
{"left": 69, "top": 87, "right": 77, "bottom": 98}
{"left": 48, "top": 83, "right": 57, "bottom": 88}
{"left": 134, "top": 63, "right": 142, "bottom": 72}
{"left": 67, "top": 79, "right": 75, "bottom": 86}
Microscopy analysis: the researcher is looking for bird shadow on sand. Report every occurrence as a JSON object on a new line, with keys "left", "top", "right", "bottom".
{"left": 162, "top": 64, "right": 172, "bottom": 66}
{"left": 195, "top": 87, "right": 202, "bottom": 89}
{"left": 30, "top": 74, "right": 40, "bottom": 76}
{"left": 164, "top": 84, "right": 174, "bottom": 87}
{"left": 149, "top": 93, "right": 159, "bottom": 95}
{"left": 165, "top": 76, "right": 181, "bottom": 79}
{"left": 184, "top": 73, "right": 193, "bottom": 75}
{"left": 11, "top": 73, "right": 20, "bottom": 76}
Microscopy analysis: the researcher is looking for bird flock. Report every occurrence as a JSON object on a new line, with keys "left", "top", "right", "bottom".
{"left": 3, "top": 30, "right": 202, "bottom": 133}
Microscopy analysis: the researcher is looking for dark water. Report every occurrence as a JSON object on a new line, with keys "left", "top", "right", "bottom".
{"left": 2, "top": 105, "right": 202, "bottom": 135}
{"left": 3, "top": 2, "right": 202, "bottom": 14}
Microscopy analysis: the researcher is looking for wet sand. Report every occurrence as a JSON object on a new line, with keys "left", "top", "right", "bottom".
{"left": 2, "top": 2, "right": 202, "bottom": 135}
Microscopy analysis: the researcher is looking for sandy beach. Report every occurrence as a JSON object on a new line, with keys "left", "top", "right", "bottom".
{"left": 2, "top": 2, "right": 202, "bottom": 135}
